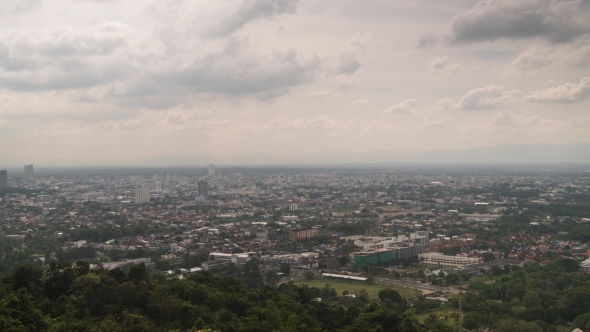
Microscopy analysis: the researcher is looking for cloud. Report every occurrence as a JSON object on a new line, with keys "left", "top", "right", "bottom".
{"left": 458, "top": 86, "right": 520, "bottom": 110}
{"left": 305, "top": 79, "right": 354, "bottom": 99}
{"left": 210, "top": 0, "right": 298, "bottom": 37}
{"left": 0, "top": 0, "right": 41, "bottom": 15}
{"left": 0, "top": 22, "right": 163, "bottom": 91}
{"left": 491, "top": 110, "right": 545, "bottom": 127}
{"left": 566, "top": 42, "right": 590, "bottom": 67}
{"left": 382, "top": 99, "right": 417, "bottom": 115}
{"left": 265, "top": 115, "right": 341, "bottom": 133}
{"left": 0, "top": 21, "right": 327, "bottom": 102}
{"left": 524, "top": 77, "right": 590, "bottom": 103}
{"left": 418, "top": 32, "right": 438, "bottom": 48}
{"left": 349, "top": 99, "right": 369, "bottom": 106}
{"left": 449, "top": 0, "right": 590, "bottom": 44}
{"left": 335, "top": 32, "right": 371, "bottom": 75}
{"left": 569, "top": 113, "right": 590, "bottom": 128}
{"left": 509, "top": 40, "right": 590, "bottom": 72}
{"left": 153, "top": 48, "right": 322, "bottom": 97}
{"left": 428, "top": 98, "right": 457, "bottom": 113}
{"left": 428, "top": 56, "right": 465, "bottom": 75}
{"left": 510, "top": 44, "right": 556, "bottom": 71}
{"left": 306, "top": 90, "right": 333, "bottom": 99}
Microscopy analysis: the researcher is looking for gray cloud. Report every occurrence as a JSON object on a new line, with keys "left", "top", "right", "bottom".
{"left": 0, "top": 22, "right": 153, "bottom": 91}
{"left": 210, "top": 0, "right": 298, "bottom": 37}
{"left": 418, "top": 32, "right": 438, "bottom": 48}
{"left": 151, "top": 48, "right": 322, "bottom": 97}
{"left": 449, "top": 0, "right": 590, "bottom": 44}
{"left": 524, "top": 77, "right": 590, "bottom": 103}
{"left": 428, "top": 56, "right": 465, "bottom": 75}
{"left": 334, "top": 32, "right": 370, "bottom": 75}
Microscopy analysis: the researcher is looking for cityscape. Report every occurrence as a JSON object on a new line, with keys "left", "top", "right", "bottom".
{"left": 1, "top": 0, "right": 590, "bottom": 331}
{"left": 1, "top": 163, "right": 590, "bottom": 331}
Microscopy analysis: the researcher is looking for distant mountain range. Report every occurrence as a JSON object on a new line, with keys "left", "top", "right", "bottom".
{"left": 22, "top": 142, "right": 590, "bottom": 167}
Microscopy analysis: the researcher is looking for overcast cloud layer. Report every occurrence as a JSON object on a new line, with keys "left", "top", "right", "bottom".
{"left": 1, "top": 0, "right": 589, "bottom": 165}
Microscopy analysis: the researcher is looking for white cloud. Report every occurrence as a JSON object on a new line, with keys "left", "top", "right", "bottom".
{"left": 428, "top": 98, "right": 457, "bottom": 113}
{"left": 382, "top": 99, "right": 418, "bottom": 115}
{"left": 491, "top": 110, "right": 545, "bottom": 127}
{"left": 510, "top": 44, "right": 556, "bottom": 71}
{"left": 263, "top": 115, "right": 341, "bottom": 133}
{"left": 569, "top": 113, "right": 590, "bottom": 128}
{"left": 458, "top": 86, "right": 520, "bottom": 110}
{"left": 524, "top": 77, "right": 590, "bottom": 103}
{"left": 509, "top": 40, "right": 590, "bottom": 73}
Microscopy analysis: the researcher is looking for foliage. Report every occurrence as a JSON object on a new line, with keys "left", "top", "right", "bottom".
{"left": 0, "top": 261, "right": 429, "bottom": 331}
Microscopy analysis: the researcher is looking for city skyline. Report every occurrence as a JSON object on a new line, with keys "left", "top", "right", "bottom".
{"left": 1, "top": 0, "right": 589, "bottom": 165}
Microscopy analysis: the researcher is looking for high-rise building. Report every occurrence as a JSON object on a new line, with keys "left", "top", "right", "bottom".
{"left": 155, "top": 181, "right": 166, "bottom": 192}
{"left": 198, "top": 180, "right": 209, "bottom": 197}
{"left": 208, "top": 164, "right": 216, "bottom": 176}
{"left": 0, "top": 170, "right": 7, "bottom": 188}
{"left": 135, "top": 186, "right": 150, "bottom": 204}
{"left": 24, "top": 165, "right": 34, "bottom": 182}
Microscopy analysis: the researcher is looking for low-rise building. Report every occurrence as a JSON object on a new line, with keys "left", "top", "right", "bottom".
{"left": 419, "top": 252, "right": 479, "bottom": 268}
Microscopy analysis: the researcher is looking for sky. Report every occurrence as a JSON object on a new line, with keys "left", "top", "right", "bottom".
{"left": 1, "top": 0, "right": 590, "bottom": 165}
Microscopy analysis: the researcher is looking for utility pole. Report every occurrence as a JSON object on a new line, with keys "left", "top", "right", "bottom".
{"left": 458, "top": 267, "right": 463, "bottom": 332}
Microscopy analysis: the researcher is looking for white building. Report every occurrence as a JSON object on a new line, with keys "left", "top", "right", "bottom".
{"left": 353, "top": 231, "right": 428, "bottom": 251}
{"left": 135, "top": 186, "right": 150, "bottom": 204}
{"left": 24, "top": 165, "right": 34, "bottom": 182}
{"left": 208, "top": 164, "right": 216, "bottom": 176}
{"left": 419, "top": 252, "right": 479, "bottom": 268}
{"left": 209, "top": 252, "right": 254, "bottom": 266}
{"left": 83, "top": 192, "right": 104, "bottom": 201}
{"left": 582, "top": 258, "right": 590, "bottom": 272}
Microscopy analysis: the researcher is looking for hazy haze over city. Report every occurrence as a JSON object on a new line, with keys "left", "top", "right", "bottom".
{"left": 1, "top": 0, "right": 590, "bottom": 165}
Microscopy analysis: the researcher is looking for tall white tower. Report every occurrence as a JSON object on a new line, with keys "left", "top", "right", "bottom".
{"left": 208, "top": 164, "right": 216, "bottom": 176}
{"left": 135, "top": 186, "right": 150, "bottom": 204}
{"left": 24, "top": 165, "right": 34, "bottom": 182}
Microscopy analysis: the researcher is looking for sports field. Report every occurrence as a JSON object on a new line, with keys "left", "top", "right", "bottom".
{"left": 295, "top": 279, "right": 421, "bottom": 299}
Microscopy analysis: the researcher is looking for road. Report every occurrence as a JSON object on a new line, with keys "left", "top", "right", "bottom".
{"left": 375, "top": 278, "right": 460, "bottom": 294}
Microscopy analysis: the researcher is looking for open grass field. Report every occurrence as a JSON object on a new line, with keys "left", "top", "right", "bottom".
{"left": 294, "top": 279, "right": 421, "bottom": 300}
{"left": 415, "top": 309, "right": 458, "bottom": 325}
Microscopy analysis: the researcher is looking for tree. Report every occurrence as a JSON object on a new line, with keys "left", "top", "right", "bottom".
{"left": 128, "top": 263, "right": 150, "bottom": 285}
{"left": 358, "top": 289, "right": 369, "bottom": 303}
{"left": 339, "top": 256, "right": 348, "bottom": 266}
{"left": 279, "top": 264, "right": 291, "bottom": 275}
{"left": 242, "top": 259, "right": 264, "bottom": 289}
{"left": 523, "top": 291, "right": 542, "bottom": 309}
{"left": 303, "top": 270, "right": 315, "bottom": 280}
{"left": 265, "top": 269, "right": 279, "bottom": 286}
{"left": 378, "top": 289, "right": 404, "bottom": 305}
{"left": 555, "top": 258, "right": 578, "bottom": 272}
